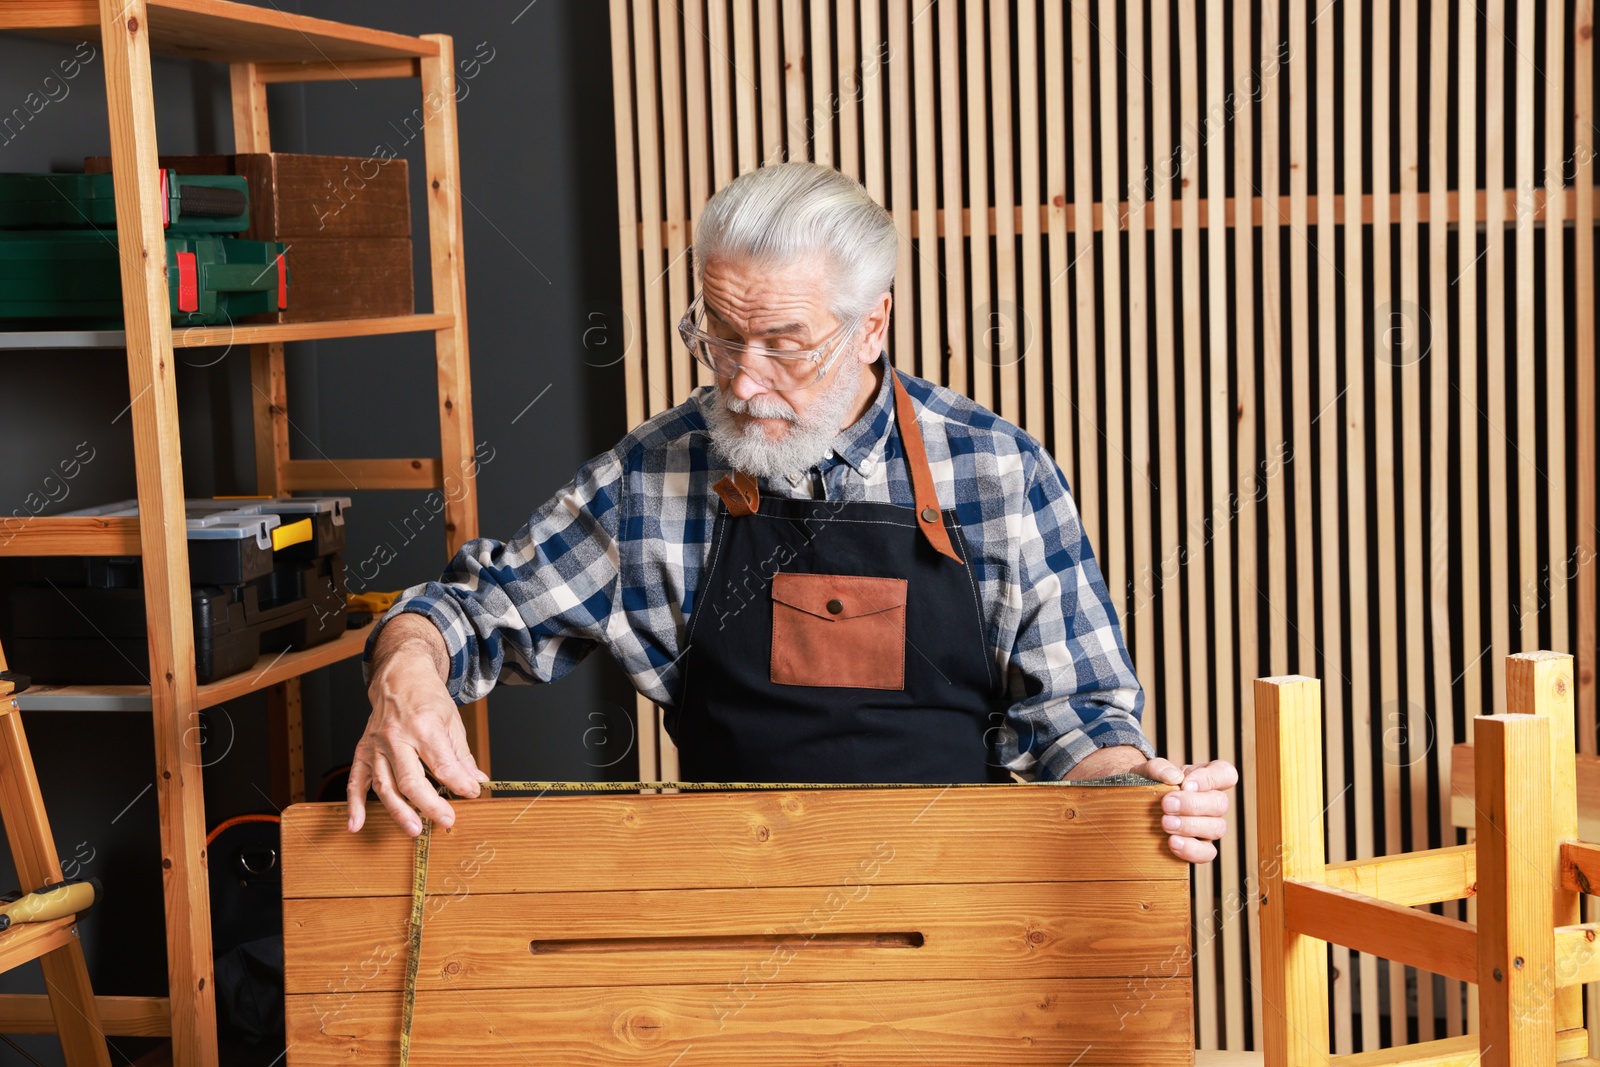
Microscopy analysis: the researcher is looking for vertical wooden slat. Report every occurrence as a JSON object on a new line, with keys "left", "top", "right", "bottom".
{"left": 1578, "top": 0, "right": 1598, "bottom": 762}
{"left": 1485, "top": 0, "right": 1510, "bottom": 722}
{"left": 734, "top": 0, "right": 759, "bottom": 175}
{"left": 1256, "top": 675, "right": 1332, "bottom": 1065}
{"left": 1175, "top": 0, "right": 1214, "bottom": 1048}
{"left": 708, "top": 0, "right": 735, "bottom": 191}
{"left": 1344, "top": 0, "right": 1380, "bottom": 1044}
{"left": 964, "top": 0, "right": 992, "bottom": 410}
{"left": 1045, "top": 1, "right": 1070, "bottom": 468}
{"left": 1233, "top": 0, "right": 1265, "bottom": 1035}
{"left": 759, "top": 0, "right": 782, "bottom": 162}
{"left": 1066, "top": 0, "right": 1095, "bottom": 502}
{"left": 1203, "top": 0, "right": 1241, "bottom": 1047}
{"left": 990, "top": 0, "right": 1019, "bottom": 425}
{"left": 1396, "top": 0, "right": 1432, "bottom": 1040}
{"left": 658, "top": 0, "right": 692, "bottom": 405}
{"left": 1513, "top": 0, "right": 1538, "bottom": 654}
{"left": 886, "top": 0, "right": 914, "bottom": 373}
{"left": 1019, "top": 0, "right": 1044, "bottom": 441}
{"left": 685, "top": 0, "right": 711, "bottom": 219}
{"left": 1425, "top": 0, "right": 1461, "bottom": 1038}
{"left": 1096, "top": 0, "right": 1127, "bottom": 632}
{"left": 1259, "top": 0, "right": 1288, "bottom": 679}
{"left": 1287, "top": 0, "right": 1315, "bottom": 691}
{"left": 782, "top": 0, "right": 806, "bottom": 160}
{"left": 1368, "top": 0, "right": 1409, "bottom": 1039}
{"left": 835, "top": 0, "right": 859, "bottom": 181}
{"left": 633, "top": 0, "right": 669, "bottom": 418}
{"left": 860, "top": 0, "right": 883, "bottom": 201}
{"left": 808, "top": 0, "right": 832, "bottom": 166}
{"left": 1546, "top": 0, "right": 1570, "bottom": 677}
{"left": 609, "top": 0, "right": 647, "bottom": 498}
{"left": 938, "top": 0, "right": 967, "bottom": 398}
{"left": 912, "top": 0, "right": 941, "bottom": 385}
{"left": 1310, "top": 0, "right": 1350, "bottom": 1048}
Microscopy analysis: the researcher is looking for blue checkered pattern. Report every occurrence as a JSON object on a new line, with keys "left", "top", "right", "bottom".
{"left": 366, "top": 356, "right": 1153, "bottom": 780}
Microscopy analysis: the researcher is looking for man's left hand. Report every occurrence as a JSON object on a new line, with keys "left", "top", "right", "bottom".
{"left": 1135, "top": 758, "right": 1237, "bottom": 865}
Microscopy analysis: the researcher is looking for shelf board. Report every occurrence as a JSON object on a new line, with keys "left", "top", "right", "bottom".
{"left": 0, "top": 0, "right": 439, "bottom": 63}
{"left": 14, "top": 623, "right": 370, "bottom": 712}
{"left": 0, "top": 313, "right": 454, "bottom": 351}
{"left": 0, "top": 915, "right": 78, "bottom": 973}
{"left": 0, "top": 516, "right": 142, "bottom": 557}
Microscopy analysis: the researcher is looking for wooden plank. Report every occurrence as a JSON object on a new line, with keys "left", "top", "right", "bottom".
{"left": 990, "top": 0, "right": 1018, "bottom": 422}
{"left": 0, "top": 917, "right": 78, "bottom": 974}
{"left": 247, "top": 344, "right": 288, "bottom": 497}
{"left": 1561, "top": 841, "right": 1600, "bottom": 896}
{"left": 252, "top": 57, "right": 418, "bottom": 82}
{"left": 609, "top": 0, "right": 646, "bottom": 432}
{"left": 5, "top": 0, "right": 440, "bottom": 62}
{"left": 1044, "top": 0, "right": 1070, "bottom": 473}
{"left": 1450, "top": 742, "right": 1600, "bottom": 839}
{"left": 194, "top": 626, "right": 365, "bottom": 710}
{"left": 1259, "top": 0, "right": 1287, "bottom": 683}
{"left": 1458, "top": 0, "right": 1483, "bottom": 759}
{"left": 1255, "top": 675, "right": 1331, "bottom": 1064}
{"left": 96, "top": 2, "right": 217, "bottom": 1059}
{"left": 1485, "top": 0, "right": 1510, "bottom": 722}
{"left": 937, "top": 0, "right": 965, "bottom": 397}
{"left": 632, "top": 0, "right": 669, "bottom": 420}
{"left": 885, "top": 0, "right": 912, "bottom": 373}
{"left": 1323, "top": 845, "right": 1477, "bottom": 907}
{"left": 782, "top": 0, "right": 805, "bottom": 159}
{"left": 0, "top": 994, "right": 171, "bottom": 1037}
{"left": 1330, "top": 1030, "right": 1592, "bottom": 1067}
{"left": 0, "top": 516, "right": 143, "bottom": 557}
{"left": 284, "top": 881, "right": 1190, "bottom": 991}
{"left": 758, "top": 0, "right": 781, "bottom": 164}
{"left": 1067, "top": 0, "right": 1096, "bottom": 560}
{"left": 1554, "top": 924, "right": 1600, "bottom": 986}
{"left": 1096, "top": 0, "right": 1127, "bottom": 635}
{"left": 1312, "top": 0, "right": 1350, "bottom": 1045}
{"left": 658, "top": 0, "right": 691, "bottom": 405}
{"left": 707, "top": 0, "right": 734, "bottom": 192}
{"left": 1283, "top": 881, "right": 1478, "bottom": 985}
{"left": 964, "top": 0, "right": 990, "bottom": 409}
{"left": 280, "top": 458, "right": 442, "bottom": 492}
{"left": 282, "top": 787, "right": 1186, "bottom": 899}
{"left": 1232, "top": 0, "right": 1263, "bottom": 1031}
{"left": 1018, "top": 0, "right": 1043, "bottom": 435}
{"left": 1514, "top": 0, "right": 1539, "bottom": 654}
{"left": 808, "top": 0, "right": 831, "bottom": 165}
{"left": 1577, "top": 0, "right": 1597, "bottom": 756}
{"left": 858, "top": 0, "right": 882, "bottom": 200}
{"left": 1175, "top": 0, "right": 1213, "bottom": 1048}
{"left": 285, "top": 978, "right": 1194, "bottom": 1066}
{"left": 910, "top": 0, "right": 939, "bottom": 383}
{"left": 1546, "top": 0, "right": 1570, "bottom": 691}
{"left": 1475, "top": 714, "right": 1557, "bottom": 1065}
{"left": 165, "top": 313, "right": 455, "bottom": 348}
{"left": 1128, "top": 0, "right": 1153, "bottom": 711}
{"left": 835, "top": 0, "right": 858, "bottom": 181}
{"left": 734, "top": 0, "right": 758, "bottom": 175}
{"left": 1508, "top": 652, "right": 1581, "bottom": 1031}
{"left": 266, "top": 674, "right": 304, "bottom": 806}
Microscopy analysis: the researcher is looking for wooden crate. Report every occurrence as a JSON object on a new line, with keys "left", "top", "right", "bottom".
{"left": 280, "top": 784, "right": 1194, "bottom": 1066}
{"left": 87, "top": 152, "right": 412, "bottom": 322}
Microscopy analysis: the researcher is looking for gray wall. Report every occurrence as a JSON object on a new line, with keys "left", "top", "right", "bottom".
{"left": 0, "top": 4, "right": 632, "bottom": 1063}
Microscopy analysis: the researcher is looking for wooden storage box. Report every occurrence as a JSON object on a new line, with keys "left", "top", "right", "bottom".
{"left": 280, "top": 783, "right": 1194, "bottom": 1066}
{"left": 87, "top": 152, "right": 412, "bottom": 323}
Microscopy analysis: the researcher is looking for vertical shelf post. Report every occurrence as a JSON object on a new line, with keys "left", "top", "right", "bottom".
{"left": 96, "top": 0, "right": 218, "bottom": 1062}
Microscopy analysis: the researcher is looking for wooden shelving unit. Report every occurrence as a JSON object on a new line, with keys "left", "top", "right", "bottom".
{"left": 0, "top": 2, "right": 490, "bottom": 1061}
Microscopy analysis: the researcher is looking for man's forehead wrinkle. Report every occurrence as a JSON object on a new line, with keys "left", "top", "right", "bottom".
{"left": 701, "top": 266, "right": 828, "bottom": 339}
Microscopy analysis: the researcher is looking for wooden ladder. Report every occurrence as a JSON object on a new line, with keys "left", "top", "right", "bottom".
{"left": 0, "top": 640, "right": 112, "bottom": 1067}
{"left": 1256, "top": 650, "right": 1600, "bottom": 1066}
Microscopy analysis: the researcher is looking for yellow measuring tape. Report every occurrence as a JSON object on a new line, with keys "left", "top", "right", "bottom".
{"left": 396, "top": 775, "right": 1151, "bottom": 1064}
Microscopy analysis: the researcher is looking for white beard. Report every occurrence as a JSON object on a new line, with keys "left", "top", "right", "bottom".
{"left": 703, "top": 358, "right": 864, "bottom": 482}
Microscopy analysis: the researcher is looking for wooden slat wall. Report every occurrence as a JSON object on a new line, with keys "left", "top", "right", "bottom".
{"left": 609, "top": 0, "right": 1600, "bottom": 1051}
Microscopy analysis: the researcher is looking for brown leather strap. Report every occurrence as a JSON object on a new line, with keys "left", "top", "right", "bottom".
{"left": 890, "top": 370, "right": 963, "bottom": 563}
{"left": 713, "top": 470, "right": 761, "bottom": 517}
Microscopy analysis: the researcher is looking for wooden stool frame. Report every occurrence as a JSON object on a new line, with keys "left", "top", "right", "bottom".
{"left": 1257, "top": 651, "right": 1600, "bottom": 1066}
{"left": 0, "top": 639, "right": 111, "bottom": 1066}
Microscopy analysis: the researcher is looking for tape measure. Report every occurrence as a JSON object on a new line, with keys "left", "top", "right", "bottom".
{"left": 395, "top": 775, "right": 1153, "bottom": 1064}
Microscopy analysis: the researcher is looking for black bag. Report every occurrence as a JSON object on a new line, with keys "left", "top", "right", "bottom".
{"left": 205, "top": 814, "right": 283, "bottom": 1046}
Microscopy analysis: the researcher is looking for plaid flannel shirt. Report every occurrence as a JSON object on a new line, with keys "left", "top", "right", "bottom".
{"left": 365, "top": 356, "right": 1153, "bottom": 780}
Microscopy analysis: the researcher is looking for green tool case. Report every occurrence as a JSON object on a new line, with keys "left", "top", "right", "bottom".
{"left": 0, "top": 230, "right": 288, "bottom": 325}
{"left": 0, "top": 170, "right": 251, "bottom": 232}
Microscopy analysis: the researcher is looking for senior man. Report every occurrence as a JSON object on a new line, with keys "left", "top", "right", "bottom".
{"left": 349, "top": 161, "right": 1236, "bottom": 863}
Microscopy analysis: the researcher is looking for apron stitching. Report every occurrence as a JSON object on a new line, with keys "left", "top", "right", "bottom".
{"left": 952, "top": 523, "right": 997, "bottom": 692}
{"left": 684, "top": 505, "right": 730, "bottom": 649}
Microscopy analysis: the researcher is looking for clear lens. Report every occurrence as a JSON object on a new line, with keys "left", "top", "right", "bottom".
{"left": 692, "top": 336, "right": 821, "bottom": 390}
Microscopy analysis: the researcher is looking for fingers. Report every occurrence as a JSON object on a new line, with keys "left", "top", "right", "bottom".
{"left": 393, "top": 759, "right": 459, "bottom": 830}
{"left": 1161, "top": 787, "right": 1231, "bottom": 818}
{"left": 1138, "top": 757, "right": 1186, "bottom": 785}
{"left": 427, "top": 714, "right": 485, "bottom": 798}
{"left": 1160, "top": 814, "right": 1229, "bottom": 841}
{"left": 1181, "top": 759, "right": 1240, "bottom": 794}
{"left": 346, "top": 757, "right": 370, "bottom": 833}
{"left": 1169, "top": 835, "right": 1219, "bottom": 864}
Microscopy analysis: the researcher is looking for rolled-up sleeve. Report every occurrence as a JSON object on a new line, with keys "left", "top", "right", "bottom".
{"left": 1002, "top": 450, "right": 1152, "bottom": 780}
{"left": 361, "top": 449, "right": 625, "bottom": 704}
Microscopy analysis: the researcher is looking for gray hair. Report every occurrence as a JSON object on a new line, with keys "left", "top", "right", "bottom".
{"left": 692, "top": 162, "right": 899, "bottom": 324}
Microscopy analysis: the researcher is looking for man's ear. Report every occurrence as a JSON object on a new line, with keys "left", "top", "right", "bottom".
{"left": 858, "top": 291, "right": 893, "bottom": 363}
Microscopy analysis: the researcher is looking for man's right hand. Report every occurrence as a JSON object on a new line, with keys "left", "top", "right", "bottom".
{"left": 346, "top": 614, "right": 488, "bottom": 836}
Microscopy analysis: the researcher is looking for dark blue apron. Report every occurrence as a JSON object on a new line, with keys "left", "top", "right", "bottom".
{"left": 670, "top": 370, "right": 1009, "bottom": 784}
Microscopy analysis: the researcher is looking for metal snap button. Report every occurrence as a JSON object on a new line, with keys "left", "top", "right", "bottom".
{"left": 826, "top": 599, "right": 844, "bottom": 615}
{"left": 920, "top": 506, "right": 939, "bottom": 523}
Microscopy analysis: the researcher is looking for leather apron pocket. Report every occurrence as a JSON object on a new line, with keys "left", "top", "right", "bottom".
{"left": 770, "top": 572, "right": 908, "bottom": 690}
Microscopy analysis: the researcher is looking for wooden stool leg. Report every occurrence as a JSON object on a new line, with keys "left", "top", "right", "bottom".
{"left": 1255, "top": 676, "right": 1329, "bottom": 1066}
{"left": 0, "top": 696, "right": 112, "bottom": 1067}
{"left": 1475, "top": 713, "right": 1556, "bottom": 1067}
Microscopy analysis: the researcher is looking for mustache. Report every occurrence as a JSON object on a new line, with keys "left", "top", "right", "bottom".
{"left": 721, "top": 393, "right": 799, "bottom": 423}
